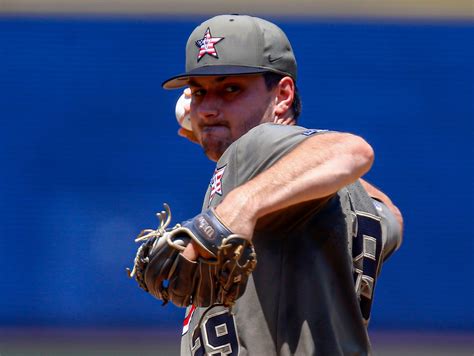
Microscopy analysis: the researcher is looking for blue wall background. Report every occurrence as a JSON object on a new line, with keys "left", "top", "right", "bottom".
{"left": 0, "top": 16, "right": 472, "bottom": 331}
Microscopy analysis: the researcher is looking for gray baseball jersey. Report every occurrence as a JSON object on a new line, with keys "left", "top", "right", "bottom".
{"left": 180, "top": 123, "right": 401, "bottom": 356}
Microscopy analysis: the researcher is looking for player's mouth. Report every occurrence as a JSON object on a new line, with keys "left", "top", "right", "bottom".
{"left": 201, "top": 124, "right": 230, "bottom": 135}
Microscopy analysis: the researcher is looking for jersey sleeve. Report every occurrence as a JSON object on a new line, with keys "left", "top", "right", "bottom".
{"left": 202, "top": 123, "right": 332, "bottom": 210}
{"left": 233, "top": 123, "right": 330, "bottom": 186}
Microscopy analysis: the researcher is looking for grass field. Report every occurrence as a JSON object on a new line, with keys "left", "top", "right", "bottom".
{"left": 0, "top": 328, "right": 472, "bottom": 355}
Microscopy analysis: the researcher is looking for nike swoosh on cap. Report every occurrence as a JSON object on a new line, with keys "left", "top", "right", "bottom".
{"left": 268, "top": 55, "right": 283, "bottom": 63}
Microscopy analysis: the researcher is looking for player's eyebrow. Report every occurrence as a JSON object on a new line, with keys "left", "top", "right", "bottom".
{"left": 187, "top": 79, "right": 201, "bottom": 87}
{"left": 215, "top": 76, "right": 228, "bottom": 83}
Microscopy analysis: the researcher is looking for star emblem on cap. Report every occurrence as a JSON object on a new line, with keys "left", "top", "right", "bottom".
{"left": 195, "top": 28, "right": 224, "bottom": 62}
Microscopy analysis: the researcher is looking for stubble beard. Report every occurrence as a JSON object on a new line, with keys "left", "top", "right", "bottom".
{"left": 202, "top": 136, "right": 233, "bottom": 162}
{"left": 201, "top": 106, "right": 272, "bottom": 162}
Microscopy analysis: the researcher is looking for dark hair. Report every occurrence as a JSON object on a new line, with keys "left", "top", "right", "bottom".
{"left": 263, "top": 72, "right": 302, "bottom": 122}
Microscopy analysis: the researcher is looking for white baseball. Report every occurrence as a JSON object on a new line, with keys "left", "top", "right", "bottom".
{"left": 175, "top": 92, "right": 192, "bottom": 131}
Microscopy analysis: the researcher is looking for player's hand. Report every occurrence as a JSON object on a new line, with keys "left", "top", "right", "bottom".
{"left": 181, "top": 195, "right": 256, "bottom": 261}
{"left": 178, "top": 127, "right": 198, "bottom": 144}
{"left": 181, "top": 240, "right": 209, "bottom": 261}
{"left": 129, "top": 204, "right": 256, "bottom": 307}
{"left": 177, "top": 88, "right": 199, "bottom": 144}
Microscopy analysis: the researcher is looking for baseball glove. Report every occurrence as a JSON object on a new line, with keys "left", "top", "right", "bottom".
{"left": 127, "top": 204, "right": 257, "bottom": 308}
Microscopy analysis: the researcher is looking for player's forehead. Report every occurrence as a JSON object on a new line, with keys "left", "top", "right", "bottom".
{"left": 187, "top": 74, "right": 264, "bottom": 88}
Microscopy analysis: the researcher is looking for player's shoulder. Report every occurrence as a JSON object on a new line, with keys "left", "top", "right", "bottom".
{"left": 223, "top": 123, "right": 330, "bottom": 179}
{"left": 217, "top": 123, "right": 334, "bottom": 171}
{"left": 238, "top": 122, "right": 330, "bottom": 146}
{"left": 246, "top": 122, "right": 328, "bottom": 136}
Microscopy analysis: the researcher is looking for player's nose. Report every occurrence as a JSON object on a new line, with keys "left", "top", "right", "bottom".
{"left": 196, "top": 92, "right": 221, "bottom": 121}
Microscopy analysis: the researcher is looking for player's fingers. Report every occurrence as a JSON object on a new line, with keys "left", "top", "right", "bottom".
{"left": 184, "top": 102, "right": 190, "bottom": 113}
{"left": 182, "top": 240, "right": 215, "bottom": 260}
{"left": 182, "top": 242, "right": 199, "bottom": 261}
{"left": 177, "top": 127, "right": 189, "bottom": 138}
{"left": 178, "top": 128, "right": 199, "bottom": 144}
{"left": 183, "top": 88, "right": 191, "bottom": 112}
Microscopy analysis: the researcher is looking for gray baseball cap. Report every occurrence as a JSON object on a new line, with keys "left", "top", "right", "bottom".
{"left": 162, "top": 14, "right": 297, "bottom": 89}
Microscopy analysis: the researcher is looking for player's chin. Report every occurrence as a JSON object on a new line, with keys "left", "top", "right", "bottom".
{"left": 202, "top": 138, "right": 232, "bottom": 162}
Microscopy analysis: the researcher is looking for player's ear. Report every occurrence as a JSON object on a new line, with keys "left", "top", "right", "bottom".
{"left": 273, "top": 76, "right": 295, "bottom": 120}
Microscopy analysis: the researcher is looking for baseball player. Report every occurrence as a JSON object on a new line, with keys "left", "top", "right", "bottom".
{"left": 132, "top": 14, "right": 403, "bottom": 355}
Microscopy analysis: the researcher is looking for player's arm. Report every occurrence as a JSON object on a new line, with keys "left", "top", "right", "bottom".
{"left": 184, "top": 132, "right": 373, "bottom": 260}
{"left": 359, "top": 178, "right": 404, "bottom": 233}
{"left": 213, "top": 132, "right": 374, "bottom": 238}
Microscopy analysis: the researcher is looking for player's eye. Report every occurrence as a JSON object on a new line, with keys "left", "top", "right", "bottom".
{"left": 224, "top": 85, "right": 240, "bottom": 93}
{"left": 191, "top": 89, "right": 206, "bottom": 97}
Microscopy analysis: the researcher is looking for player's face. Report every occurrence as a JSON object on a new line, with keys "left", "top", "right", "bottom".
{"left": 188, "top": 74, "right": 275, "bottom": 162}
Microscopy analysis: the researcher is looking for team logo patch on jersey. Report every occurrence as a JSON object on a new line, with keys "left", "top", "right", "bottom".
{"left": 195, "top": 28, "right": 224, "bottom": 62}
{"left": 209, "top": 165, "right": 226, "bottom": 204}
{"left": 302, "top": 128, "right": 328, "bottom": 136}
